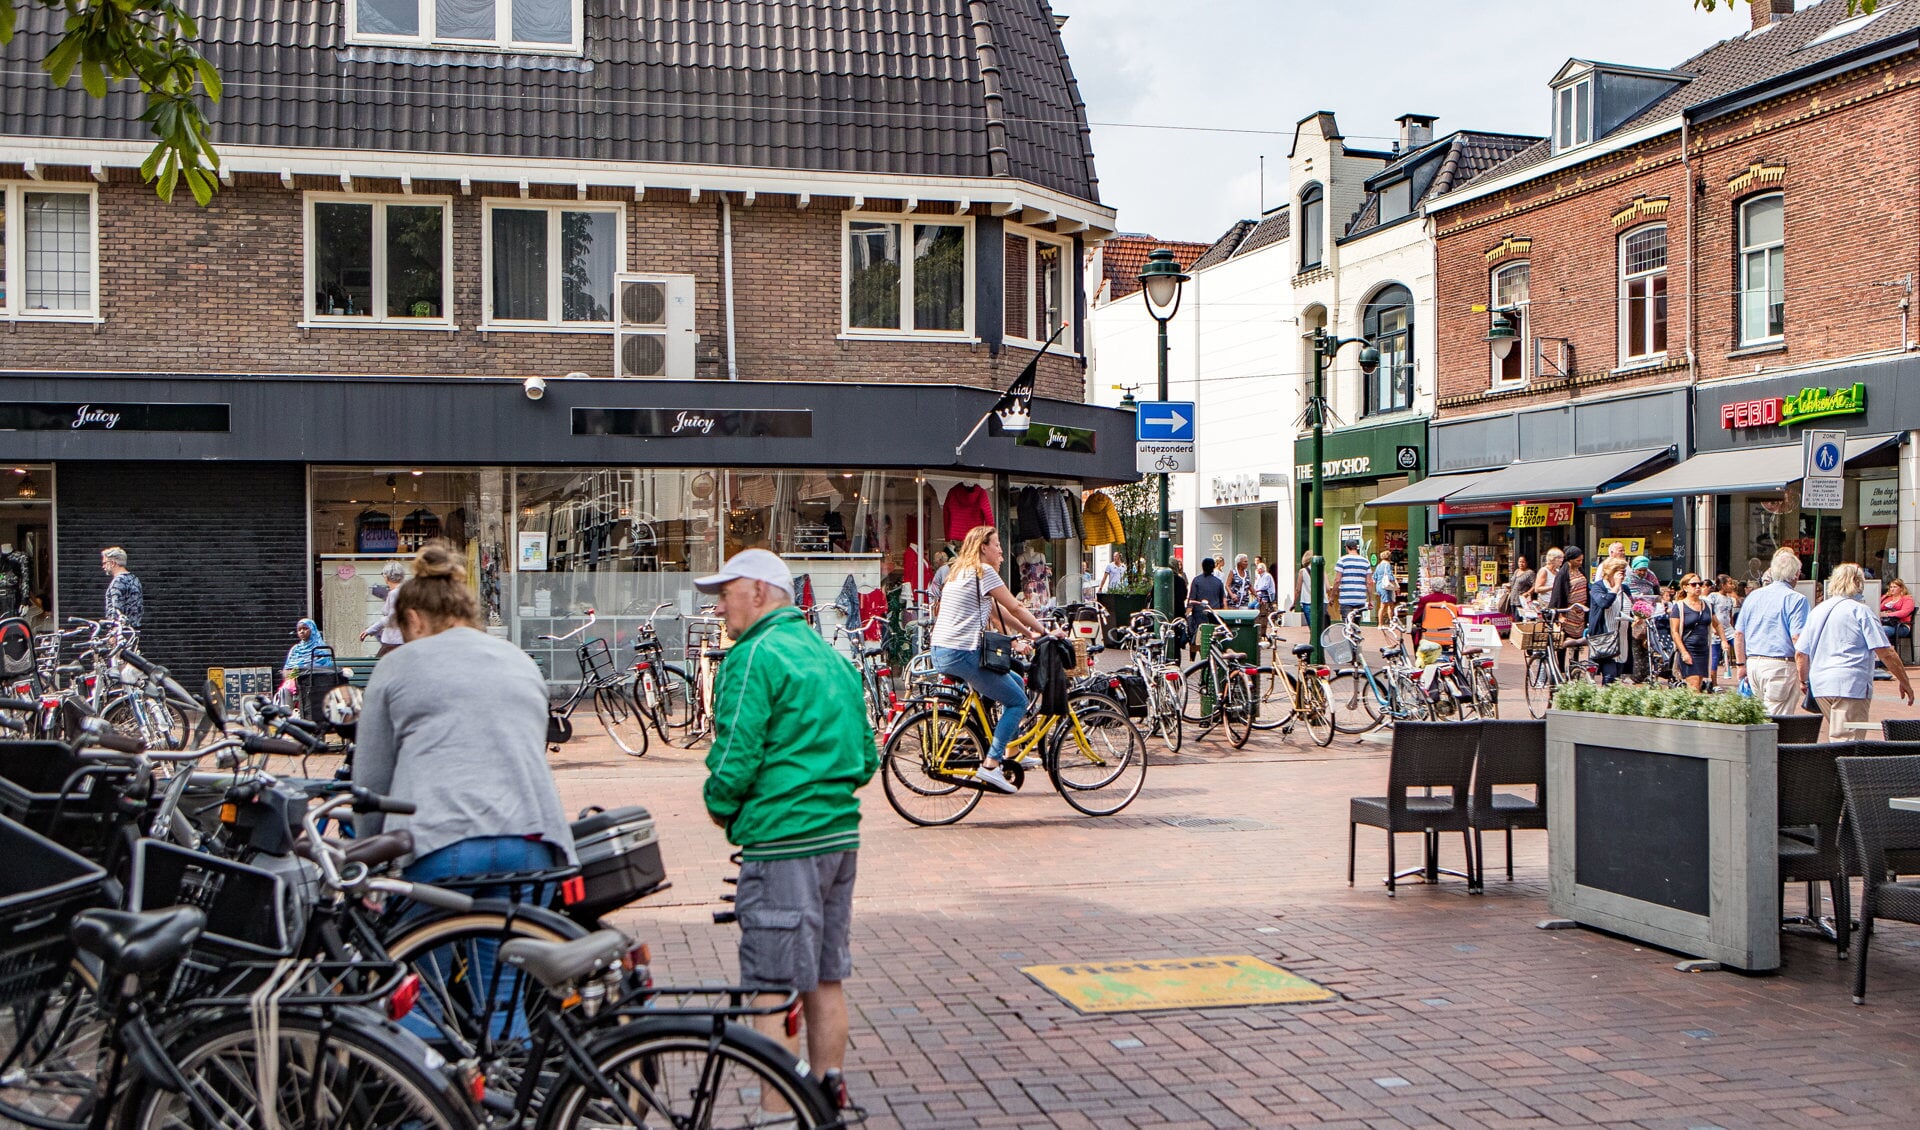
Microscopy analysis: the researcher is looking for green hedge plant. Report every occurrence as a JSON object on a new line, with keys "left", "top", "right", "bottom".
{"left": 1550, "top": 681, "right": 1769, "bottom": 726}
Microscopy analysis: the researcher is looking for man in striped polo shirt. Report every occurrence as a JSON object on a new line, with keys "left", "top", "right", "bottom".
{"left": 1331, "top": 539, "right": 1376, "bottom": 626}
{"left": 700, "top": 548, "right": 878, "bottom": 1106}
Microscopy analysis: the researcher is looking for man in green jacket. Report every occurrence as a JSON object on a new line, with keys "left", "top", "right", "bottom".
{"left": 697, "top": 547, "right": 878, "bottom": 1103}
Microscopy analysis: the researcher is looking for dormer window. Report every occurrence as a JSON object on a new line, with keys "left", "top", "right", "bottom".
{"left": 1555, "top": 77, "right": 1592, "bottom": 152}
{"left": 350, "top": 0, "right": 581, "bottom": 52}
{"left": 1379, "top": 179, "right": 1412, "bottom": 224}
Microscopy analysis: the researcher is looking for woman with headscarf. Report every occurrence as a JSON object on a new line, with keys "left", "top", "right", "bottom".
{"left": 283, "top": 617, "right": 335, "bottom": 678}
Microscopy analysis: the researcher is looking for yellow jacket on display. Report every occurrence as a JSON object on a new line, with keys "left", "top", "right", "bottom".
{"left": 1082, "top": 491, "right": 1125, "bottom": 547}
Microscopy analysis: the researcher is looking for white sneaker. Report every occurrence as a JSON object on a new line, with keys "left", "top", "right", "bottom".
{"left": 1016, "top": 755, "right": 1042, "bottom": 770}
{"left": 975, "top": 763, "right": 1018, "bottom": 793}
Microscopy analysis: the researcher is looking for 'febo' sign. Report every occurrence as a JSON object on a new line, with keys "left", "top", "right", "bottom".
{"left": 1510, "top": 501, "right": 1575, "bottom": 528}
{"left": 1722, "top": 382, "right": 1867, "bottom": 429}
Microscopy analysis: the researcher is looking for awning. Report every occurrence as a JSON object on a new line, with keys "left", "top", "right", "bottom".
{"left": 1364, "top": 471, "right": 1490, "bottom": 508}
{"left": 1592, "top": 434, "right": 1900, "bottom": 504}
{"left": 1442, "top": 447, "right": 1673, "bottom": 506}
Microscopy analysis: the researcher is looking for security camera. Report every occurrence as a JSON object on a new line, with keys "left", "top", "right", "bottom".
{"left": 523, "top": 376, "right": 547, "bottom": 401}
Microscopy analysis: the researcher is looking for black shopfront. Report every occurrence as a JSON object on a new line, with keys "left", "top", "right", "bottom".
{"left": 0, "top": 374, "right": 1137, "bottom": 684}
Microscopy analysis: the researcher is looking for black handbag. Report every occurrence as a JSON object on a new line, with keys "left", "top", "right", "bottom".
{"left": 1587, "top": 630, "right": 1620, "bottom": 661}
{"left": 976, "top": 571, "right": 1016, "bottom": 674}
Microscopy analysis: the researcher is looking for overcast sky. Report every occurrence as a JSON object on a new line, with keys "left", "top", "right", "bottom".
{"left": 1056, "top": 0, "right": 1759, "bottom": 241}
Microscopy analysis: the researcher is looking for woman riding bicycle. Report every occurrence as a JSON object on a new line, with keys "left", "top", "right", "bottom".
{"left": 928, "top": 525, "right": 1054, "bottom": 794}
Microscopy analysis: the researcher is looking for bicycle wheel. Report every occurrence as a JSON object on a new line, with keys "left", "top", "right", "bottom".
{"left": 103, "top": 695, "right": 185, "bottom": 751}
{"left": 543, "top": 1017, "right": 831, "bottom": 1130}
{"left": 1250, "top": 665, "right": 1294, "bottom": 731}
{"left": 125, "top": 1010, "right": 472, "bottom": 1130}
{"left": 1222, "top": 669, "right": 1254, "bottom": 748}
{"left": 1151, "top": 675, "right": 1183, "bottom": 754}
{"left": 1050, "top": 695, "right": 1148, "bottom": 817}
{"left": 651, "top": 664, "right": 697, "bottom": 740}
{"left": 0, "top": 962, "right": 106, "bottom": 1130}
{"left": 594, "top": 685, "right": 651, "bottom": 758}
{"left": 881, "top": 706, "right": 986, "bottom": 826}
{"left": 1326, "top": 670, "right": 1385, "bottom": 733}
{"left": 1474, "top": 667, "right": 1500, "bottom": 720}
{"left": 1177, "top": 661, "right": 1216, "bottom": 724}
{"left": 1523, "top": 653, "right": 1552, "bottom": 718}
{"left": 1298, "top": 672, "right": 1336, "bottom": 747}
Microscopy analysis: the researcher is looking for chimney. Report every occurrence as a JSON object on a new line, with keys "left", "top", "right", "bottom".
{"left": 1396, "top": 114, "right": 1438, "bottom": 151}
{"left": 1750, "top": 0, "right": 1794, "bottom": 31}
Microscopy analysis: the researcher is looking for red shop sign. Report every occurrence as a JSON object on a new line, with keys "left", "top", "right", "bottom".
{"left": 1721, "top": 397, "right": 1784, "bottom": 429}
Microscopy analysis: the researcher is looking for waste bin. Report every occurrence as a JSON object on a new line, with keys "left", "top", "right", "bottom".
{"left": 1215, "top": 608, "right": 1261, "bottom": 660}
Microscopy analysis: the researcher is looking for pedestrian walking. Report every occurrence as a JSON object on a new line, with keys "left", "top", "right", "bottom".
{"left": 1588, "top": 559, "right": 1630, "bottom": 684}
{"left": 1706, "top": 575, "right": 1738, "bottom": 683}
{"left": 1548, "top": 545, "right": 1589, "bottom": 670}
{"left": 360, "top": 560, "right": 408, "bottom": 657}
{"left": 1100, "top": 555, "right": 1126, "bottom": 594}
{"left": 1373, "top": 552, "right": 1399, "bottom": 622}
{"left": 100, "top": 546, "right": 143, "bottom": 629}
{"left": 1796, "top": 562, "right": 1914, "bottom": 740}
{"left": 1733, "top": 547, "right": 1811, "bottom": 716}
{"left": 695, "top": 547, "right": 879, "bottom": 1098}
{"left": 1228, "top": 554, "right": 1254, "bottom": 609}
{"left": 1669, "top": 574, "right": 1725, "bottom": 692}
{"left": 1296, "top": 560, "right": 1316, "bottom": 627}
{"left": 1253, "top": 562, "right": 1277, "bottom": 621}
{"left": 1508, "top": 555, "right": 1535, "bottom": 612}
{"left": 928, "top": 527, "right": 1053, "bottom": 791}
{"left": 1330, "top": 540, "right": 1374, "bottom": 625}
{"left": 1532, "top": 548, "right": 1562, "bottom": 604}
{"left": 1187, "top": 556, "right": 1227, "bottom": 644}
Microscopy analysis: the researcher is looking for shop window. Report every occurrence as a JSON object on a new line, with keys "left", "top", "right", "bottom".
{"left": 0, "top": 465, "right": 54, "bottom": 635}
{"left": 1, "top": 185, "right": 97, "bottom": 320}
{"left": 1361, "top": 284, "right": 1414, "bottom": 416}
{"left": 483, "top": 201, "right": 622, "bottom": 329}
{"left": 1298, "top": 184, "right": 1324, "bottom": 272}
{"left": 309, "top": 468, "right": 506, "bottom": 660}
{"left": 306, "top": 195, "right": 451, "bottom": 325}
{"left": 843, "top": 215, "right": 971, "bottom": 337}
{"left": 348, "top": 0, "right": 581, "bottom": 53}
{"left": 1004, "top": 227, "right": 1070, "bottom": 346}
{"left": 1619, "top": 224, "right": 1668, "bottom": 362}
{"left": 1491, "top": 260, "right": 1530, "bottom": 388}
{"left": 1739, "top": 194, "right": 1785, "bottom": 345}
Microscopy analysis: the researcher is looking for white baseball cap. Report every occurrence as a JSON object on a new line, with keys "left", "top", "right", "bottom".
{"left": 694, "top": 548, "right": 795, "bottom": 600}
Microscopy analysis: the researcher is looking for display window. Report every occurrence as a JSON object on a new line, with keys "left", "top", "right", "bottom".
{"left": 0, "top": 464, "right": 53, "bottom": 631}
{"left": 1592, "top": 509, "right": 1677, "bottom": 583}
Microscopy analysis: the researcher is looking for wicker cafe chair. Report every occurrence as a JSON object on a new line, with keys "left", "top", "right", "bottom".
{"left": 1350, "top": 721, "right": 1481, "bottom": 896}
{"left": 1834, "top": 754, "right": 1920, "bottom": 1003}
{"left": 1468, "top": 720, "right": 1548, "bottom": 889}
{"left": 1771, "top": 714, "right": 1824, "bottom": 745}
{"left": 1881, "top": 718, "right": 1920, "bottom": 742}
{"left": 1776, "top": 742, "right": 1852, "bottom": 958}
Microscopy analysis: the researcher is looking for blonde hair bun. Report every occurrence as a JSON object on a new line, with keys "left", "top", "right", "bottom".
{"left": 412, "top": 544, "right": 467, "bottom": 583}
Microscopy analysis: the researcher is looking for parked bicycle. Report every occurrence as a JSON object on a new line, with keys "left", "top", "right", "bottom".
{"left": 1324, "top": 606, "right": 1444, "bottom": 732}
{"left": 1110, "top": 610, "right": 1185, "bottom": 754}
{"left": 1178, "top": 608, "right": 1259, "bottom": 748}
{"left": 538, "top": 609, "right": 654, "bottom": 756}
{"left": 1519, "top": 609, "right": 1595, "bottom": 717}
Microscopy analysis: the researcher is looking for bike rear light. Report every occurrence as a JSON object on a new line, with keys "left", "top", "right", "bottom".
{"left": 785, "top": 1001, "right": 804, "bottom": 1038}
{"left": 1312, "top": 666, "right": 1332, "bottom": 678}
{"left": 1108, "top": 678, "right": 1123, "bottom": 690}
{"left": 876, "top": 667, "right": 891, "bottom": 677}
{"left": 461, "top": 1062, "right": 486, "bottom": 1106}
{"left": 633, "top": 661, "right": 651, "bottom": 671}
{"left": 560, "top": 875, "right": 587, "bottom": 906}
{"left": 387, "top": 973, "right": 422, "bottom": 1021}
{"left": 1163, "top": 671, "right": 1180, "bottom": 682}
{"left": 219, "top": 803, "right": 238, "bottom": 825}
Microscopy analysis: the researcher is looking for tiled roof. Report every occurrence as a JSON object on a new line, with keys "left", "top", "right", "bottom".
{"left": 1101, "top": 235, "right": 1209, "bottom": 300}
{"left": 1190, "top": 219, "right": 1257, "bottom": 270}
{"left": 0, "top": 0, "right": 1100, "bottom": 201}
{"left": 1233, "top": 208, "right": 1290, "bottom": 257}
{"left": 1453, "top": 0, "right": 1920, "bottom": 192}
{"left": 1344, "top": 130, "right": 1540, "bottom": 238}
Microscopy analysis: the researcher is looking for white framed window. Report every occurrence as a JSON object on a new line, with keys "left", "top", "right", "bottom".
{"left": 841, "top": 213, "right": 974, "bottom": 339}
{"left": 347, "top": 0, "right": 582, "bottom": 53}
{"left": 0, "top": 184, "right": 99, "bottom": 321}
{"left": 482, "top": 200, "right": 624, "bottom": 330}
{"left": 1003, "top": 226, "right": 1071, "bottom": 347}
{"left": 1378, "top": 179, "right": 1413, "bottom": 224}
{"left": 1491, "top": 260, "right": 1530, "bottom": 389}
{"left": 304, "top": 193, "right": 452, "bottom": 326}
{"left": 1298, "top": 184, "right": 1325, "bottom": 271}
{"left": 1554, "top": 77, "right": 1592, "bottom": 152}
{"left": 1739, "top": 194, "right": 1785, "bottom": 345}
{"left": 1618, "top": 223, "right": 1668, "bottom": 362}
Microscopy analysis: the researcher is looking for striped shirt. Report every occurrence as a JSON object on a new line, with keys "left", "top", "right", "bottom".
{"left": 1334, "top": 554, "right": 1372, "bottom": 608}
{"left": 930, "top": 565, "right": 1005, "bottom": 650}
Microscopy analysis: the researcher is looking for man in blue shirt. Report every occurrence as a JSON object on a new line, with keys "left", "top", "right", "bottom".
{"left": 1733, "top": 547, "right": 1810, "bottom": 716}
{"left": 1330, "top": 540, "right": 1374, "bottom": 626}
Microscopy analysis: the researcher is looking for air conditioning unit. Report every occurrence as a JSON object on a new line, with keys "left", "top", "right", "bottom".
{"left": 615, "top": 274, "right": 697, "bottom": 378}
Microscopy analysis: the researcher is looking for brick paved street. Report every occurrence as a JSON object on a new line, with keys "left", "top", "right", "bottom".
{"left": 551, "top": 636, "right": 1920, "bottom": 1129}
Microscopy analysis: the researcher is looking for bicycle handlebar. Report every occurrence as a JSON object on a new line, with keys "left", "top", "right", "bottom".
{"left": 537, "top": 609, "right": 598, "bottom": 642}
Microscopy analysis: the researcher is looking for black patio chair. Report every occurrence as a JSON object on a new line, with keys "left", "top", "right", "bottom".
{"left": 1881, "top": 718, "right": 1920, "bottom": 743}
{"left": 1776, "top": 742, "right": 1851, "bottom": 958}
{"left": 1468, "top": 719, "right": 1547, "bottom": 889}
{"left": 1350, "top": 721, "right": 1480, "bottom": 896}
{"left": 1771, "top": 714, "right": 1823, "bottom": 744}
{"left": 1834, "top": 754, "right": 1920, "bottom": 1003}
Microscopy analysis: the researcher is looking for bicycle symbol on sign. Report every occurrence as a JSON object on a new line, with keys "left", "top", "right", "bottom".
{"left": 1153, "top": 454, "right": 1183, "bottom": 472}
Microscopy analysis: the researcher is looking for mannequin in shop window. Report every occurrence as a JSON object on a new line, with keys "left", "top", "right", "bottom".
{"left": 0, "top": 542, "right": 26, "bottom": 616}
{"left": 1018, "top": 543, "right": 1053, "bottom": 609}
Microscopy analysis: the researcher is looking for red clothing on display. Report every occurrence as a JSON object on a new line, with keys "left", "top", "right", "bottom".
{"left": 943, "top": 483, "right": 995, "bottom": 541}
{"left": 859, "top": 588, "right": 889, "bottom": 640}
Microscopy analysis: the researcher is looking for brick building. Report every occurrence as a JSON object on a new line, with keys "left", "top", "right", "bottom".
{"left": 0, "top": 0, "right": 1132, "bottom": 682}
{"left": 1418, "top": 0, "right": 1920, "bottom": 594}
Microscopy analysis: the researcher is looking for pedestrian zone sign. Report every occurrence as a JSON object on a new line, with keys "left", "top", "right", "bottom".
{"left": 1802, "top": 429, "right": 1846, "bottom": 510}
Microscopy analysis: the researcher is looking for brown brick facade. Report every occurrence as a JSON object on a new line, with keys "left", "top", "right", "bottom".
{"left": 1432, "top": 49, "right": 1920, "bottom": 419}
{"left": 0, "top": 170, "right": 1084, "bottom": 401}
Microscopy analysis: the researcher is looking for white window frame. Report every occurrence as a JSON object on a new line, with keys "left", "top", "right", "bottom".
{"left": 1490, "top": 260, "right": 1530, "bottom": 390}
{"left": 0, "top": 183, "right": 100, "bottom": 322}
{"left": 1617, "top": 222, "right": 1668, "bottom": 364}
{"left": 1003, "top": 224, "right": 1074, "bottom": 353}
{"left": 344, "top": 0, "right": 584, "bottom": 55}
{"left": 1298, "top": 184, "right": 1325, "bottom": 271}
{"left": 1378, "top": 179, "right": 1413, "bottom": 224}
{"left": 1554, "top": 77, "right": 1592, "bottom": 153}
{"left": 480, "top": 199, "right": 626, "bottom": 333}
{"left": 302, "top": 192, "right": 454, "bottom": 329}
{"left": 1739, "top": 193, "right": 1785, "bottom": 347}
{"left": 838, "top": 212, "right": 976, "bottom": 341}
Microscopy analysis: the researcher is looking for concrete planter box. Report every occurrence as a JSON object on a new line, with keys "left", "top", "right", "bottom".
{"left": 1545, "top": 710, "right": 1778, "bottom": 972}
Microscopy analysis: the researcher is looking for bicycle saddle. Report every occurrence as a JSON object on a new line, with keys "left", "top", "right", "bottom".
{"left": 702, "top": 649, "right": 729, "bottom": 660}
{"left": 1381, "top": 646, "right": 1405, "bottom": 659}
{"left": 293, "top": 828, "right": 414, "bottom": 867}
{"left": 1218, "top": 649, "right": 1246, "bottom": 662}
{"left": 861, "top": 645, "right": 887, "bottom": 658}
{"left": 1291, "top": 644, "right": 1314, "bottom": 659}
{"left": 500, "top": 928, "right": 628, "bottom": 990}
{"left": 1458, "top": 646, "right": 1483, "bottom": 657}
{"left": 70, "top": 906, "right": 206, "bottom": 977}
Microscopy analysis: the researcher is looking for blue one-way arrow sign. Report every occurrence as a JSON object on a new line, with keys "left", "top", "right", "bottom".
{"left": 1136, "top": 401, "right": 1195, "bottom": 442}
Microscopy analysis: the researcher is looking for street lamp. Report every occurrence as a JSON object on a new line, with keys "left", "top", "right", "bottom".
{"left": 1483, "top": 309, "right": 1519, "bottom": 362}
{"left": 1138, "top": 248, "right": 1190, "bottom": 621}
{"left": 1306, "top": 327, "right": 1379, "bottom": 662}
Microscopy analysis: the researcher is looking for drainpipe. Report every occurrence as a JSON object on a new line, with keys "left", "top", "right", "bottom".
{"left": 721, "top": 195, "right": 739, "bottom": 380}
{"left": 1681, "top": 115, "right": 1696, "bottom": 381}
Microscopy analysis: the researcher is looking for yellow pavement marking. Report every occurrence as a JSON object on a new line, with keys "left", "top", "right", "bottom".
{"left": 1021, "top": 955, "right": 1334, "bottom": 1014}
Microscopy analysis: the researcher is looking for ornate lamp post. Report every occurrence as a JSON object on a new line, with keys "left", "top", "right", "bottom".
{"left": 1307, "top": 328, "right": 1380, "bottom": 662}
{"left": 1138, "top": 248, "right": 1191, "bottom": 620}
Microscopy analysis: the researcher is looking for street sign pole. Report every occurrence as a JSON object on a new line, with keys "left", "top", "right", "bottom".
{"left": 1802, "top": 429, "right": 1847, "bottom": 584}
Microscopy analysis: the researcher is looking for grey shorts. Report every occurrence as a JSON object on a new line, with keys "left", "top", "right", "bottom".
{"left": 735, "top": 851, "right": 857, "bottom": 993}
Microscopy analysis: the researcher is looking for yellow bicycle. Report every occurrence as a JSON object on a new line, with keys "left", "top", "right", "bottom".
{"left": 881, "top": 678, "right": 1148, "bottom": 825}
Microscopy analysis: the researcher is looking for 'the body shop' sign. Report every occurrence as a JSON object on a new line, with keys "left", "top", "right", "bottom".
{"left": 1721, "top": 382, "right": 1866, "bottom": 429}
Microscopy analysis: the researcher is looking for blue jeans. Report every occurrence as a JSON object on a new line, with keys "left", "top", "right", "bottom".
{"left": 932, "top": 646, "right": 1027, "bottom": 763}
{"left": 401, "top": 835, "right": 564, "bottom": 1040}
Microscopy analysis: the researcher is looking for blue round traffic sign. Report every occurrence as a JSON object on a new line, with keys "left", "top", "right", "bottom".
{"left": 1814, "top": 442, "right": 1841, "bottom": 472}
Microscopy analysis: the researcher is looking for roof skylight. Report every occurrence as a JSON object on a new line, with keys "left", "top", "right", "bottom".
{"left": 1804, "top": 4, "right": 1896, "bottom": 48}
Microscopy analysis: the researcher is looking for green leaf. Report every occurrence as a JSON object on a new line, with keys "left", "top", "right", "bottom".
{"left": 79, "top": 58, "right": 106, "bottom": 98}
{"left": 43, "top": 35, "right": 82, "bottom": 86}
{"left": 195, "top": 56, "right": 221, "bottom": 101}
{"left": 0, "top": 2, "right": 17, "bottom": 45}
{"left": 157, "top": 158, "right": 179, "bottom": 204}
{"left": 139, "top": 143, "right": 165, "bottom": 181}
{"left": 183, "top": 165, "right": 213, "bottom": 207}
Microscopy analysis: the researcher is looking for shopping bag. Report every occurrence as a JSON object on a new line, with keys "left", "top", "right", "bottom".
{"left": 1736, "top": 677, "right": 1753, "bottom": 698}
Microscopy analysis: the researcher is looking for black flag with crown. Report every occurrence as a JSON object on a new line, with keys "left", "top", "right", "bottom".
{"left": 989, "top": 320, "right": 1069, "bottom": 427}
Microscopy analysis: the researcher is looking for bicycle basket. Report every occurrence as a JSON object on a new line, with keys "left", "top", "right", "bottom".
{"left": 0, "top": 740, "right": 126, "bottom": 861}
{"left": 1319, "top": 625, "right": 1355, "bottom": 666}
{"left": 577, "top": 637, "right": 620, "bottom": 684}
{"left": 0, "top": 814, "right": 109, "bottom": 1006}
{"left": 129, "top": 839, "right": 306, "bottom": 958}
